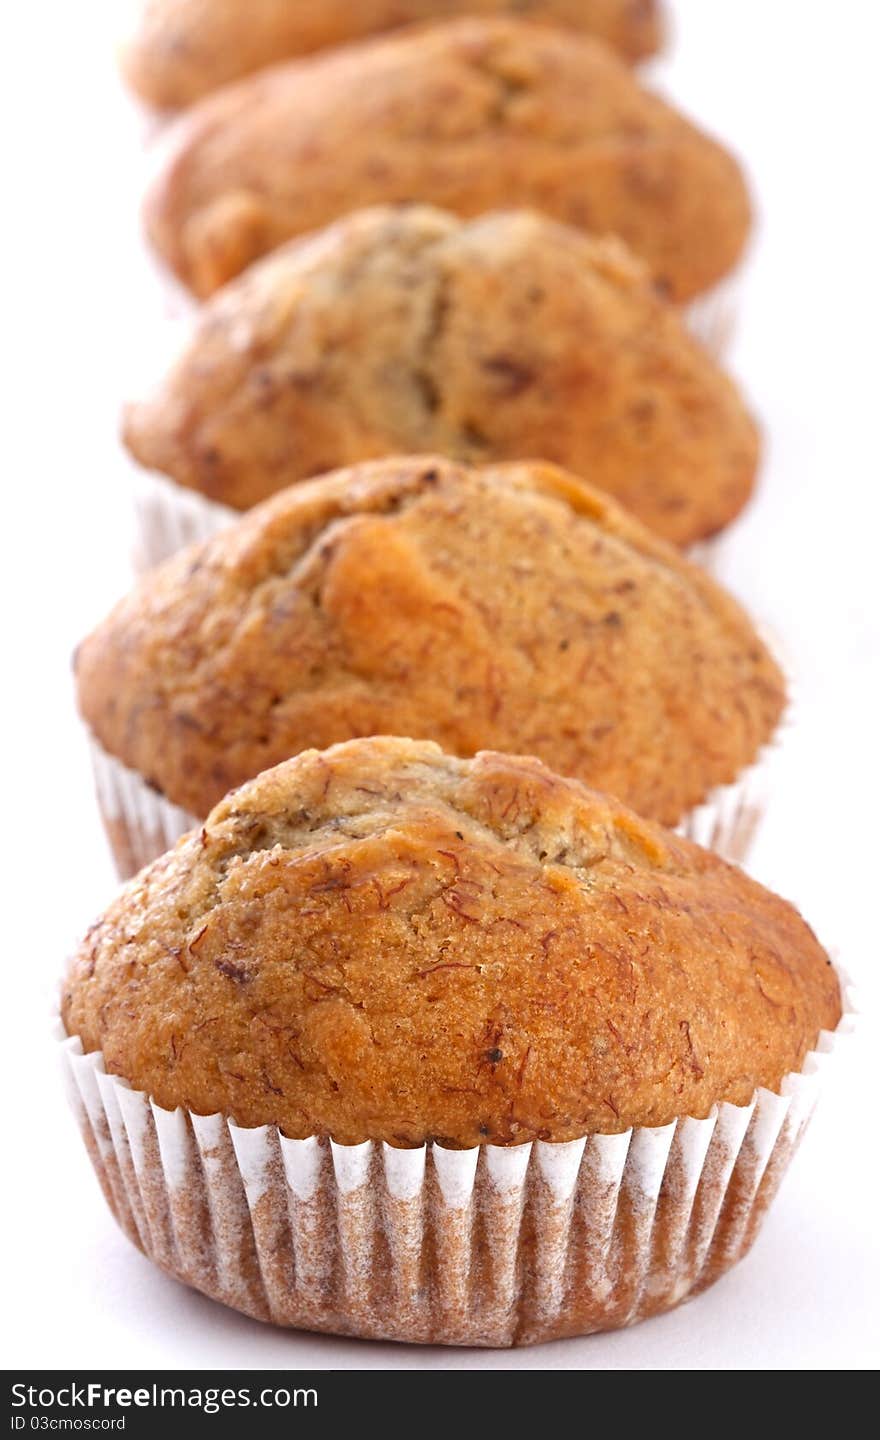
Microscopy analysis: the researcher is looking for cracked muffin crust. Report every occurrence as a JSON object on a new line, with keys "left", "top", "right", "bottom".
{"left": 62, "top": 737, "right": 841, "bottom": 1146}
{"left": 126, "top": 206, "right": 759, "bottom": 545}
{"left": 145, "top": 17, "right": 750, "bottom": 300}
{"left": 76, "top": 456, "right": 785, "bottom": 827}
{"left": 122, "top": 1, "right": 664, "bottom": 110}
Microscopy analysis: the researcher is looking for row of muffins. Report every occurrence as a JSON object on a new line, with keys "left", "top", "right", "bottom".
{"left": 61, "top": 4, "right": 848, "bottom": 1348}
{"left": 125, "top": 11, "right": 759, "bottom": 567}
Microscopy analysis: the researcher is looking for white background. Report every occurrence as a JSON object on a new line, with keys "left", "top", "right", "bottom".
{"left": 2, "top": 0, "right": 878, "bottom": 1370}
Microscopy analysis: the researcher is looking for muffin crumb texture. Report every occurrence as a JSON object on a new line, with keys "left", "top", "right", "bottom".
{"left": 63, "top": 738, "right": 841, "bottom": 1147}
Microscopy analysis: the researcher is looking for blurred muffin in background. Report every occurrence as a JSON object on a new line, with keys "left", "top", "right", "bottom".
{"left": 121, "top": 0, "right": 665, "bottom": 110}
{"left": 143, "top": 19, "right": 750, "bottom": 303}
{"left": 126, "top": 206, "right": 759, "bottom": 568}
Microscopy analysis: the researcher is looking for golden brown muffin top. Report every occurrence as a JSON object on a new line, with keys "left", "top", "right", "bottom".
{"left": 63, "top": 738, "right": 841, "bottom": 1146}
{"left": 126, "top": 206, "right": 759, "bottom": 545}
{"left": 123, "top": 1, "right": 664, "bottom": 110}
{"left": 145, "top": 17, "right": 749, "bottom": 300}
{"left": 77, "top": 457, "right": 784, "bottom": 827}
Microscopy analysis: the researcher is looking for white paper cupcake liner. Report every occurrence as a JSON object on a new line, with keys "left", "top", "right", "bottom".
{"left": 131, "top": 467, "right": 238, "bottom": 573}
{"left": 56, "top": 970, "right": 855, "bottom": 1346}
{"left": 676, "top": 667, "right": 794, "bottom": 858}
{"left": 674, "top": 742, "right": 774, "bottom": 857}
{"left": 683, "top": 269, "right": 742, "bottom": 358}
{"left": 91, "top": 739, "right": 195, "bottom": 880}
{"left": 88, "top": 687, "right": 789, "bottom": 883}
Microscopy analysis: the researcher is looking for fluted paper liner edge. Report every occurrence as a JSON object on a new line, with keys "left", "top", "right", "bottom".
{"left": 56, "top": 969, "right": 854, "bottom": 1347}
{"left": 683, "top": 267, "right": 742, "bottom": 358}
{"left": 130, "top": 467, "right": 237, "bottom": 575}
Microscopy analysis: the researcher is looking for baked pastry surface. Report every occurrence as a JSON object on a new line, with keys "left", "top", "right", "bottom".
{"left": 122, "top": 1, "right": 664, "bottom": 109}
{"left": 126, "top": 206, "right": 759, "bottom": 544}
{"left": 77, "top": 456, "right": 785, "bottom": 825}
{"left": 144, "top": 18, "right": 750, "bottom": 300}
{"left": 63, "top": 737, "right": 841, "bottom": 1146}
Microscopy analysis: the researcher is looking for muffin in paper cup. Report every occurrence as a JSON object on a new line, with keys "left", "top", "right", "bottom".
{"left": 59, "top": 739, "right": 851, "bottom": 1346}
{"left": 78, "top": 457, "right": 787, "bottom": 878}
{"left": 123, "top": 206, "right": 759, "bottom": 572}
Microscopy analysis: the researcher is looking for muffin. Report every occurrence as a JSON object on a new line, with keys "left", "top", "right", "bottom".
{"left": 60, "top": 737, "right": 847, "bottom": 1345}
{"left": 144, "top": 18, "right": 750, "bottom": 308}
{"left": 126, "top": 206, "right": 759, "bottom": 568}
{"left": 122, "top": 1, "right": 665, "bottom": 110}
{"left": 77, "top": 456, "right": 786, "bottom": 877}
